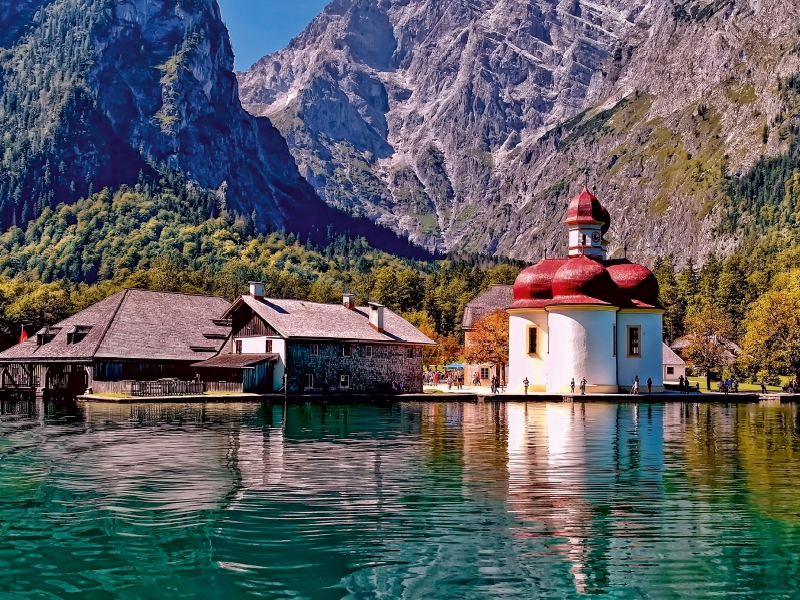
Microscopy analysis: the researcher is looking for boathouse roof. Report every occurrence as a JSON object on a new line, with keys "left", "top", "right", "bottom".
{"left": 0, "top": 289, "right": 231, "bottom": 363}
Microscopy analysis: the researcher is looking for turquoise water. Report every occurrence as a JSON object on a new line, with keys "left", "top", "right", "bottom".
{"left": 0, "top": 400, "right": 799, "bottom": 598}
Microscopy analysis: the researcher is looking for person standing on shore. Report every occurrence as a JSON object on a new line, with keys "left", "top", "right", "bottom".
{"left": 570, "top": 378, "right": 575, "bottom": 395}
{"left": 647, "top": 377, "right": 652, "bottom": 395}
{"left": 580, "top": 377, "right": 587, "bottom": 395}
{"left": 632, "top": 376, "right": 639, "bottom": 395}
{"left": 761, "top": 380, "right": 767, "bottom": 394}
{"left": 523, "top": 377, "right": 529, "bottom": 395}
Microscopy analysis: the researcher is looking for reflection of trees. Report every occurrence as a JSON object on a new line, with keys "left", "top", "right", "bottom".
{"left": 736, "top": 404, "right": 800, "bottom": 522}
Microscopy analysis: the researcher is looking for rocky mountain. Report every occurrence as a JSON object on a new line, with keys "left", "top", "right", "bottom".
{"left": 0, "top": 0, "right": 434, "bottom": 258}
{"left": 238, "top": 0, "right": 800, "bottom": 263}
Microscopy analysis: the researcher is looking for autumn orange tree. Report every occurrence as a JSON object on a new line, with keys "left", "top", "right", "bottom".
{"left": 463, "top": 310, "right": 509, "bottom": 378}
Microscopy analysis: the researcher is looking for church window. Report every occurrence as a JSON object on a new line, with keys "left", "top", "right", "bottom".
{"left": 343, "top": 344, "right": 352, "bottom": 357}
{"left": 527, "top": 326, "right": 539, "bottom": 356}
{"left": 627, "top": 326, "right": 641, "bottom": 357}
{"left": 667, "top": 367, "right": 674, "bottom": 375}
{"left": 304, "top": 373, "right": 314, "bottom": 389}
{"left": 310, "top": 344, "right": 318, "bottom": 356}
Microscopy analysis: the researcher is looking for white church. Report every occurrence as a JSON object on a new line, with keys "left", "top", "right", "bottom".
{"left": 507, "top": 188, "right": 664, "bottom": 394}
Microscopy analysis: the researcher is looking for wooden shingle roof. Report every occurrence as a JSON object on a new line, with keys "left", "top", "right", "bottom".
{"left": 226, "top": 296, "right": 435, "bottom": 345}
{"left": 462, "top": 285, "right": 514, "bottom": 330}
{"left": 662, "top": 343, "right": 685, "bottom": 366}
{"left": 0, "top": 289, "right": 231, "bottom": 363}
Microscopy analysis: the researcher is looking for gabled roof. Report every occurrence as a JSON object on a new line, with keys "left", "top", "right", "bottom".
{"left": 226, "top": 296, "right": 435, "bottom": 345}
{"left": 662, "top": 343, "right": 685, "bottom": 366}
{"left": 671, "top": 335, "right": 741, "bottom": 366}
{"left": 0, "top": 289, "right": 231, "bottom": 363}
{"left": 462, "top": 285, "right": 514, "bottom": 330}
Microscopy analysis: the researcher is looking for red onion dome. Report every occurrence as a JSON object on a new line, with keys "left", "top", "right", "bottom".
{"left": 607, "top": 263, "right": 660, "bottom": 307}
{"left": 513, "top": 259, "right": 567, "bottom": 301}
{"left": 565, "top": 188, "right": 605, "bottom": 226}
{"left": 551, "top": 257, "right": 622, "bottom": 304}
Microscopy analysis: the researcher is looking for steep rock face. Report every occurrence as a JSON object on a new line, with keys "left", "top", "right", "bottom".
{"left": 239, "top": 0, "right": 800, "bottom": 262}
{"left": 0, "top": 0, "right": 328, "bottom": 231}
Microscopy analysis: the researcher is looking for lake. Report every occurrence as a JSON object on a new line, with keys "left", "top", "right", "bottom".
{"left": 0, "top": 399, "right": 799, "bottom": 598}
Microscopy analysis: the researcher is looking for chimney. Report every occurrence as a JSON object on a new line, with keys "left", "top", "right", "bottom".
{"left": 369, "top": 302, "right": 385, "bottom": 333}
{"left": 342, "top": 293, "right": 356, "bottom": 310}
{"left": 249, "top": 281, "right": 265, "bottom": 300}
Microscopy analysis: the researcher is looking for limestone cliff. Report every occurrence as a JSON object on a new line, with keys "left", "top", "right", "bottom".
{"left": 239, "top": 0, "right": 800, "bottom": 262}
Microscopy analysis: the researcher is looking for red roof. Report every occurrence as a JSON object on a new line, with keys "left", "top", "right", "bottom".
{"left": 511, "top": 257, "right": 661, "bottom": 309}
{"left": 565, "top": 188, "right": 607, "bottom": 226}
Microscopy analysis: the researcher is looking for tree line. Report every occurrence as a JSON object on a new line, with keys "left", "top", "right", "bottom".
{"left": 653, "top": 233, "right": 800, "bottom": 384}
{"left": 0, "top": 183, "right": 523, "bottom": 351}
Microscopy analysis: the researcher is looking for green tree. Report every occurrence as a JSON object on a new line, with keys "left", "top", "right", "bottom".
{"left": 740, "top": 289, "right": 800, "bottom": 379}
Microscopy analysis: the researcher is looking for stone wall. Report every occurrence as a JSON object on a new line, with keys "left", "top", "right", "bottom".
{"left": 285, "top": 341, "right": 423, "bottom": 394}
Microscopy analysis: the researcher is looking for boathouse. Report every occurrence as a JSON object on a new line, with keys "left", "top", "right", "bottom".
{"left": 194, "top": 284, "right": 436, "bottom": 394}
{"left": 0, "top": 289, "right": 231, "bottom": 396}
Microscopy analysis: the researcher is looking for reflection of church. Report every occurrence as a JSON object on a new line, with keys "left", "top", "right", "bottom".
{"left": 508, "top": 188, "right": 664, "bottom": 394}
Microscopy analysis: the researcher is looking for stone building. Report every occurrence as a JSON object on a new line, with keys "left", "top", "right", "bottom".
{"left": 198, "top": 284, "right": 435, "bottom": 394}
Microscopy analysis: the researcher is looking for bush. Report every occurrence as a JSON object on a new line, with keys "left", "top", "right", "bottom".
{"left": 751, "top": 370, "right": 782, "bottom": 387}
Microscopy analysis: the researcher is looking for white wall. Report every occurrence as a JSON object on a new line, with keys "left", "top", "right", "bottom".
{"left": 616, "top": 311, "right": 664, "bottom": 392}
{"left": 547, "top": 308, "right": 618, "bottom": 393}
{"left": 236, "top": 336, "right": 286, "bottom": 391}
{"left": 663, "top": 364, "right": 686, "bottom": 382}
{"left": 508, "top": 310, "right": 549, "bottom": 393}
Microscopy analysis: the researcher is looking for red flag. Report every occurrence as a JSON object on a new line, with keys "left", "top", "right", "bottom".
{"left": 19, "top": 326, "right": 27, "bottom": 344}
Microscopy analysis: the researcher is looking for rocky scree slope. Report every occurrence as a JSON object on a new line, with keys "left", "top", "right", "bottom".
{"left": 238, "top": 0, "right": 800, "bottom": 262}
{"left": 0, "top": 0, "right": 407, "bottom": 245}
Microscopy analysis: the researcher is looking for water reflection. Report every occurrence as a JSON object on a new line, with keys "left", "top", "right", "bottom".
{"left": 0, "top": 400, "right": 799, "bottom": 598}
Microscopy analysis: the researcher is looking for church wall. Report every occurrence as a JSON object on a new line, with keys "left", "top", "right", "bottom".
{"left": 616, "top": 311, "right": 664, "bottom": 392}
{"left": 547, "top": 308, "right": 618, "bottom": 394}
{"left": 507, "top": 310, "right": 548, "bottom": 393}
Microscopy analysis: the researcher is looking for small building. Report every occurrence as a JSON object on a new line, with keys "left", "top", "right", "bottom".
{"left": 195, "top": 284, "right": 435, "bottom": 394}
{"left": 662, "top": 343, "right": 687, "bottom": 382}
{"left": 670, "top": 335, "right": 741, "bottom": 367}
{"left": 462, "top": 285, "right": 513, "bottom": 385}
{"left": 0, "top": 289, "right": 231, "bottom": 395}
{"left": 508, "top": 187, "right": 665, "bottom": 394}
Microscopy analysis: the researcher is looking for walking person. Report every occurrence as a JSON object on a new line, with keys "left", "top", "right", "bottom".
{"left": 570, "top": 378, "right": 575, "bottom": 395}
{"left": 523, "top": 377, "right": 529, "bottom": 395}
{"left": 500, "top": 378, "right": 506, "bottom": 393}
{"left": 580, "top": 377, "right": 587, "bottom": 395}
{"left": 646, "top": 377, "right": 652, "bottom": 395}
{"left": 761, "top": 379, "right": 767, "bottom": 394}
{"left": 632, "top": 376, "right": 639, "bottom": 395}
{"left": 678, "top": 374, "right": 684, "bottom": 394}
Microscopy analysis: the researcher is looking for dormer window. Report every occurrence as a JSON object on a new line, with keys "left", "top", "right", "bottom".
{"left": 36, "top": 326, "right": 61, "bottom": 346}
{"left": 66, "top": 325, "right": 91, "bottom": 344}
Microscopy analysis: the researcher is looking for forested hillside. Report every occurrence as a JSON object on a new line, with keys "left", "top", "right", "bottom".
{"left": 0, "top": 0, "right": 436, "bottom": 259}
{"left": 0, "top": 178, "right": 521, "bottom": 352}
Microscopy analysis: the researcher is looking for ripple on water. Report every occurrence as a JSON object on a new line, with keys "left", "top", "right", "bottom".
{"left": 0, "top": 401, "right": 800, "bottom": 598}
